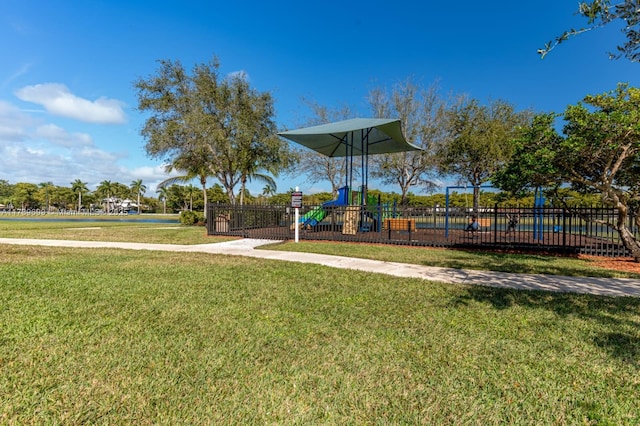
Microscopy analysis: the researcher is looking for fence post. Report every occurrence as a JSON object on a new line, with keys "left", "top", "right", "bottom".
{"left": 493, "top": 203, "right": 498, "bottom": 242}
{"left": 562, "top": 208, "right": 567, "bottom": 249}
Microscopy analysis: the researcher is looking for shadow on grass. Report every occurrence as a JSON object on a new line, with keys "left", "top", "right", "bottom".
{"left": 452, "top": 285, "right": 640, "bottom": 365}
{"left": 594, "top": 332, "right": 640, "bottom": 365}
{"left": 439, "top": 250, "right": 639, "bottom": 278}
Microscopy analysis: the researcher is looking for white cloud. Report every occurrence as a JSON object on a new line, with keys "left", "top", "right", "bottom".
{"left": 0, "top": 99, "right": 169, "bottom": 189}
{"left": 0, "top": 100, "right": 35, "bottom": 146}
{"left": 15, "top": 83, "right": 127, "bottom": 124}
{"left": 34, "top": 124, "right": 93, "bottom": 148}
{"left": 0, "top": 100, "right": 35, "bottom": 142}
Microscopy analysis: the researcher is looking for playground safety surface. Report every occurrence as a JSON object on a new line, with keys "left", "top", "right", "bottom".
{"left": 1, "top": 237, "right": 639, "bottom": 298}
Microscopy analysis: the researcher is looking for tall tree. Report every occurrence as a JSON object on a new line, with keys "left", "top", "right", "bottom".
{"left": 539, "top": 0, "right": 640, "bottom": 62}
{"left": 49, "top": 185, "right": 74, "bottom": 210}
{"left": 492, "top": 113, "right": 564, "bottom": 197}
{"left": 0, "top": 180, "right": 13, "bottom": 207}
{"left": 71, "top": 179, "right": 88, "bottom": 211}
{"left": 498, "top": 84, "right": 640, "bottom": 261}
{"left": 156, "top": 186, "right": 169, "bottom": 214}
{"left": 438, "top": 97, "right": 531, "bottom": 212}
{"left": 130, "top": 179, "right": 147, "bottom": 214}
{"left": 37, "top": 181, "right": 54, "bottom": 211}
{"left": 184, "top": 184, "right": 198, "bottom": 211}
{"left": 368, "top": 78, "right": 448, "bottom": 205}
{"left": 226, "top": 74, "right": 288, "bottom": 206}
{"left": 164, "top": 184, "right": 195, "bottom": 211}
{"left": 134, "top": 58, "right": 290, "bottom": 205}
{"left": 13, "top": 182, "right": 38, "bottom": 210}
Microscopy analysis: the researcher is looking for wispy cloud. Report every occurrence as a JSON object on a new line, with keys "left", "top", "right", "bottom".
{"left": 15, "top": 83, "right": 127, "bottom": 124}
{"left": 1, "top": 63, "right": 32, "bottom": 90}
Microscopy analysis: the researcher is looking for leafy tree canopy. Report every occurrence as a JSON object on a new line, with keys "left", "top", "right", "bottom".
{"left": 496, "top": 83, "right": 640, "bottom": 260}
{"left": 134, "top": 57, "right": 290, "bottom": 205}
{"left": 438, "top": 97, "right": 531, "bottom": 212}
{"left": 539, "top": 0, "right": 640, "bottom": 62}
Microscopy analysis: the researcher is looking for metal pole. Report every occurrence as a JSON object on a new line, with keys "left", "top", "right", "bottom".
{"left": 445, "top": 187, "right": 450, "bottom": 238}
{"left": 294, "top": 186, "right": 299, "bottom": 243}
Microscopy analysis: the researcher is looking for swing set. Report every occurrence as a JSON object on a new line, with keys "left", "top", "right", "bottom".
{"left": 444, "top": 185, "right": 493, "bottom": 238}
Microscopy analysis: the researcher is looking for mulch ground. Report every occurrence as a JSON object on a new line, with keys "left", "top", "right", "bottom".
{"left": 580, "top": 255, "right": 640, "bottom": 275}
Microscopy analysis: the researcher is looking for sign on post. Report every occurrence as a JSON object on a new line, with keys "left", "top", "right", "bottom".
{"left": 291, "top": 191, "right": 303, "bottom": 208}
{"left": 291, "top": 189, "right": 302, "bottom": 242}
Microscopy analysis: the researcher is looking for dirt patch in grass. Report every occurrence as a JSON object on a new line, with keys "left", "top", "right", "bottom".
{"left": 580, "top": 255, "right": 640, "bottom": 275}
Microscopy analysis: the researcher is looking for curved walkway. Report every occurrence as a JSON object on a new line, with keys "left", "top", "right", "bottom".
{"left": 1, "top": 237, "right": 640, "bottom": 298}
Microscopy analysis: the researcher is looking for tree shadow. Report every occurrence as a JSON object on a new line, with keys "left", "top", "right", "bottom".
{"left": 439, "top": 249, "right": 640, "bottom": 278}
{"left": 593, "top": 332, "right": 640, "bottom": 365}
{"left": 450, "top": 285, "right": 640, "bottom": 365}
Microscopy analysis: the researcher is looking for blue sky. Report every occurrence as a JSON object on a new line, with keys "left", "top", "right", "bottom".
{"left": 1, "top": 0, "right": 639, "bottom": 196}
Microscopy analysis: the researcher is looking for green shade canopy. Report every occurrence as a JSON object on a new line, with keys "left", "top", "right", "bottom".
{"left": 278, "top": 118, "right": 420, "bottom": 157}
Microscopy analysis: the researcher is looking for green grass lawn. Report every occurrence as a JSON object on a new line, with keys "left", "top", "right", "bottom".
{"left": 3, "top": 217, "right": 637, "bottom": 278}
{"left": 0, "top": 218, "right": 226, "bottom": 245}
{"left": 1, "top": 245, "right": 639, "bottom": 424}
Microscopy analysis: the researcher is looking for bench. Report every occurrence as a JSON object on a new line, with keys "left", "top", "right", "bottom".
{"left": 384, "top": 218, "right": 416, "bottom": 232}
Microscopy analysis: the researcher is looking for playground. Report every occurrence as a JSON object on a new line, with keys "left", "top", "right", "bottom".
{"left": 208, "top": 118, "right": 637, "bottom": 258}
{"left": 208, "top": 202, "right": 632, "bottom": 257}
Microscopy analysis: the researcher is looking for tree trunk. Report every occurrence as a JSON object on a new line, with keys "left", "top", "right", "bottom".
{"left": 615, "top": 205, "right": 640, "bottom": 262}
{"left": 239, "top": 177, "right": 247, "bottom": 206}
{"left": 616, "top": 225, "right": 640, "bottom": 262}
{"left": 473, "top": 185, "right": 480, "bottom": 213}
{"left": 200, "top": 176, "right": 208, "bottom": 220}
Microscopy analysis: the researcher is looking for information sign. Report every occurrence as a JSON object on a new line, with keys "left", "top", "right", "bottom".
{"left": 291, "top": 191, "right": 303, "bottom": 208}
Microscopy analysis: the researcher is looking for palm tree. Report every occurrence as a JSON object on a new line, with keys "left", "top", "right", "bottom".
{"left": 96, "top": 180, "right": 115, "bottom": 213}
{"left": 158, "top": 149, "right": 214, "bottom": 219}
{"left": 70, "top": 179, "right": 88, "bottom": 211}
{"left": 130, "top": 179, "right": 147, "bottom": 214}
{"left": 184, "top": 184, "right": 198, "bottom": 211}
{"left": 239, "top": 169, "right": 278, "bottom": 206}
{"left": 38, "top": 181, "right": 54, "bottom": 212}
{"left": 156, "top": 186, "right": 168, "bottom": 214}
{"left": 262, "top": 183, "right": 276, "bottom": 198}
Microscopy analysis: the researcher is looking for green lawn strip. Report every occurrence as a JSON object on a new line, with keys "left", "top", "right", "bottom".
{"left": 1, "top": 246, "right": 639, "bottom": 424}
{"left": 262, "top": 241, "right": 640, "bottom": 279}
{"left": 0, "top": 220, "right": 228, "bottom": 245}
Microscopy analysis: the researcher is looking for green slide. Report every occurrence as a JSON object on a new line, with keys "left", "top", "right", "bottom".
{"left": 301, "top": 206, "right": 327, "bottom": 227}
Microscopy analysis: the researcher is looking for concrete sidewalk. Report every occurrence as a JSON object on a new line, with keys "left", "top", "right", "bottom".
{"left": 2, "top": 237, "right": 640, "bottom": 298}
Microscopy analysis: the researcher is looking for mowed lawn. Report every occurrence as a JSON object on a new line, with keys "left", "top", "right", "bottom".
{"left": 0, "top": 217, "right": 219, "bottom": 245}
{"left": 1, "top": 243, "right": 639, "bottom": 424}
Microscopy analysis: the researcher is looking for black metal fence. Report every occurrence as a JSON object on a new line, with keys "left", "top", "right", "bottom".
{"left": 207, "top": 203, "right": 639, "bottom": 258}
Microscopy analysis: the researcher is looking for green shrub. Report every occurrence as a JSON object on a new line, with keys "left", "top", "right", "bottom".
{"left": 179, "top": 210, "right": 205, "bottom": 226}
